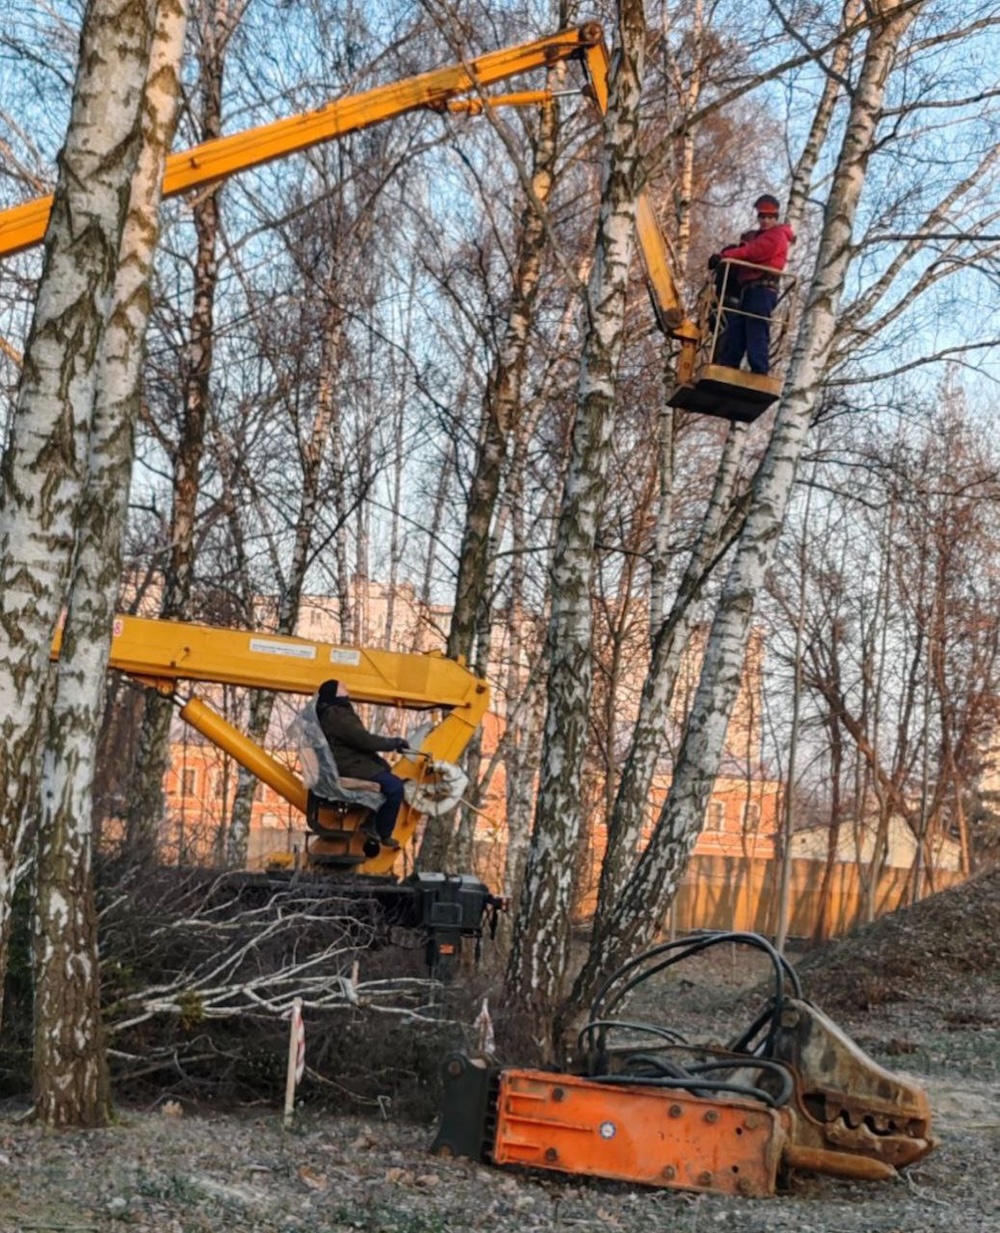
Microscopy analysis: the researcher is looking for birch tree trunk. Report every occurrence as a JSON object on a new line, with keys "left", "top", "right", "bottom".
{"left": 445, "top": 93, "right": 558, "bottom": 667}
{"left": 500, "top": 470, "right": 545, "bottom": 918}
{"left": 563, "top": 0, "right": 921, "bottom": 1027}
{"left": 499, "top": 294, "right": 583, "bottom": 922}
{"left": 592, "top": 0, "right": 862, "bottom": 945}
{"left": 0, "top": 0, "right": 160, "bottom": 1001}
{"left": 592, "top": 420, "right": 747, "bottom": 929}
{"left": 591, "top": 0, "right": 733, "bottom": 926}
{"left": 785, "top": 0, "right": 863, "bottom": 230}
{"left": 418, "top": 437, "right": 454, "bottom": 617}
{"left": 34, "top": 0, "right": 187, "bottom": 1127}
{"left": 420, "top": 96, "right": 559, "bottom": 871}
{"left": 504, "top": 0, "right": 647, "bottom": 1042}
{"left": 126, "top": 0, "right": 234, "bottom": 859}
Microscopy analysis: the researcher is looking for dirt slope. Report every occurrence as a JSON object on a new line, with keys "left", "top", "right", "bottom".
{"left": 795, "top": 866, "right": 1000, "bottom": 1017}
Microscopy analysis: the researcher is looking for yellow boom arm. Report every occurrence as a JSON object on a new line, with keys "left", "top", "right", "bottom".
{"left": 52, "top": 614, "right": 491, "bottom": 872}
{"left": 0, "top": 23, "right": 693, "bottom": 365}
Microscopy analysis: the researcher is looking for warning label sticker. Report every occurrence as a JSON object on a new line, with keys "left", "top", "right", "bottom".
{"left": 249, "top": 638, "right": 317, "bottom": 660}
{"left": 330, "top": 648, "right": 362, "bottom": 666}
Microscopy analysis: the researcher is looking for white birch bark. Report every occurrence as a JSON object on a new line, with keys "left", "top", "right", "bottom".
{"left": 499, "top": 291, "right": 585, "bottom": 922}
{"left": 445, "top": 94, "right": 558, "bottom": 666}
{"left": 592, "top": 419, "right": 748, "bottom": 928}
{"left": 125, "top": 0, "right": 234, "bottom": 857}
{"left": 649, "top": 0, "right": 705, "bottom": 639}
{"left": 583, "top": 0, "right": 879, "bottom": 970}
{"left": 501, "top": 566, "right": 545, "bottom": 920}
{"left": 786, "top": 0, "right": 863, "bottom": 231}
{"left": 505, "top": 0, "right": 647, "bottom": 1038}
{"left": 564, "top": 0, "right": 922, "bottom": 1023}
{"left": 418, "top": 437, "right": 454, "bottom": 616}
{"left": 0, "top": 0, "right": 159, "bottom": 992}
{"left": 34, "top": 0, "right": 188, "bottom": 1127}
{"left": 601, "top": 0, "right": 865, "bottom": 916}
{"left": 422, "top": 94, "right": 559, "bottom": 872}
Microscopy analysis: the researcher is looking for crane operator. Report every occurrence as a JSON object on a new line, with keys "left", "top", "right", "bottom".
{"left": 316, "top": 679, "right": 410, "bottom": 850}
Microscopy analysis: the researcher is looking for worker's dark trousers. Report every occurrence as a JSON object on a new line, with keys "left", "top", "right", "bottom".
{"left": 371, "top": 771, "right": 405, "bottom": 840}
{"left": 718, "top": 283, "right": 777, "bottom": 373}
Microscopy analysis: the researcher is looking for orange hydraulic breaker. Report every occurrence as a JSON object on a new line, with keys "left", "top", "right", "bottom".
{"left": 431, "top": 933, "right": 937, "bottom": 1197}
{"left": 491, "top": 1069, "right": 787, "bottom": 1198}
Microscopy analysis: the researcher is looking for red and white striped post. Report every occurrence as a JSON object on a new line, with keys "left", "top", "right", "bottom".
{"left": 283, "top": 997, "right": 305, "bottom": 1128}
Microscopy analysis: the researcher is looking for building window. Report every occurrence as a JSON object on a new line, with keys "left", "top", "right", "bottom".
{"left": 181, "top": 768, "right": 197, "bottom": 797}
{"left": 743, "top": 802, "right": 761, "bottom": 830}
{"left": 706, "top": 801, "right": 725, "bottom": 832}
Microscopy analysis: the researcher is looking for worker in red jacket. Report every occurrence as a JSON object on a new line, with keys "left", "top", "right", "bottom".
{"left": 712, "top": 194, "right": 794, "bottom": 374}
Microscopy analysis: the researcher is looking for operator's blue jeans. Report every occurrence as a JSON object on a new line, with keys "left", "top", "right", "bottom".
{"left": 371, "top": 771, "right": 405, "bottom": 840}
{"left": 718, "top": 283, "right": 777, "bottom": 374}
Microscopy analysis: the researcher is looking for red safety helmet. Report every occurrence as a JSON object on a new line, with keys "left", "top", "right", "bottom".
{"left": 754, "top": 194, "right": 781, "bottom": 216}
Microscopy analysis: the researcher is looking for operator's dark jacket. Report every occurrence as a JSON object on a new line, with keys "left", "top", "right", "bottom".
{"left": 318, "top": 696, "right": 399, "bottom": 780}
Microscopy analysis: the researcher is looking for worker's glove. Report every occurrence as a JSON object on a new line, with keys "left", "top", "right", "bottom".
{"left": 392, "top": 738, "right": 411, "bottom": 753}
{"left": 707, "top": 253, "right": 721, "bottom": 270}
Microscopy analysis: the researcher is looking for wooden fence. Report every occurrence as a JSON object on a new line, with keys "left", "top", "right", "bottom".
{"left": 667, "top": 853, "right": 965, "bottom": 938}
{"left": 251, "top": 830, "right": 965, "bottom": 941}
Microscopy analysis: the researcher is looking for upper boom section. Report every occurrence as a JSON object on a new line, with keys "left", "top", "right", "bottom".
{"left": 54, "top": 613, "right": 490, "bottom": 717}
{"left": 0, "top": 25, "right": 602, "bottom": 257}
{"left": 0, "top": 23, "right": 687, "bottom": 336}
